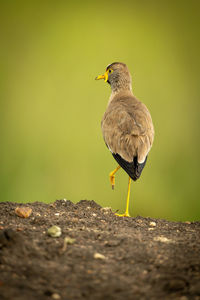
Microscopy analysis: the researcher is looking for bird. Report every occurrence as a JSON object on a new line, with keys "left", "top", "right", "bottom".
{"left": 95, "top": 62, "right": 154, "bottom": 217}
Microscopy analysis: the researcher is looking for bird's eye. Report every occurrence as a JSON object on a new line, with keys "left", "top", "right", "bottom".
{"left": 108, "top": 69, "right": 113, "bottom": 73}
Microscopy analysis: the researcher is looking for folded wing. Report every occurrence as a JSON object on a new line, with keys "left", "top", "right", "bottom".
{"left": 101, "top": 96, "right": 154, "bottom": 180}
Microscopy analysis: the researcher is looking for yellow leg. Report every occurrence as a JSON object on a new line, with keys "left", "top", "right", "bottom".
{"left": 116, "top": 177, "right": 131, "bottom": 217}
{"left": 109, "top": 165, "right": 121, "bottom": 189}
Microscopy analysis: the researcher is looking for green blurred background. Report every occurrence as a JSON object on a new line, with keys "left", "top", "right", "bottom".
{"left": 0, "top": 0, "right": 199, "bottom": 221}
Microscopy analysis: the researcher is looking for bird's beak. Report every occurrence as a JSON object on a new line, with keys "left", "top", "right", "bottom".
{"left": 95, "top": 71, "right": 108, "bottom": 82}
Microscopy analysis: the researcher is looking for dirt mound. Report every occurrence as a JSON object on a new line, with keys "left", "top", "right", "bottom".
{"left": 0, "top": 200, "right": 200, "bottom": 300}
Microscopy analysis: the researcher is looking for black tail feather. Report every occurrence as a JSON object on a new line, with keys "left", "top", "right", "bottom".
{"left": 112, "top": 153, "right": 147, "bottom": 181}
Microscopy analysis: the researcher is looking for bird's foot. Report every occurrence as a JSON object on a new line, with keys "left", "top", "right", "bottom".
{"left": 115, "top": 212, "right": 130, "bottom": 217}
{"left": 109, "top": 166, "right": 121, "bottom": 190}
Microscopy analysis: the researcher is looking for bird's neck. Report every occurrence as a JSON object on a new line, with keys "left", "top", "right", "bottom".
{"left": 110, "top": 76, "right": 132, "bottom": 94}
{"left": 108, "top": 88, "right": 134, "bottom": 105}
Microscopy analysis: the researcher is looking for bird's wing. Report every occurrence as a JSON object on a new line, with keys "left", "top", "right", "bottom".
{"left": 101, "top": 101, "right": 154, "bottom": 163}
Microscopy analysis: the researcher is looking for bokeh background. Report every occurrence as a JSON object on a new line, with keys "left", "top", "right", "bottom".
{"left": 0, "top": 0, "right": 199, "bottom": 221}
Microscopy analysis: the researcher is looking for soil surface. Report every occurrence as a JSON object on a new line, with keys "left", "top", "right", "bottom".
{"left": 0, "top": 200, "right": 200, "bottom": 300}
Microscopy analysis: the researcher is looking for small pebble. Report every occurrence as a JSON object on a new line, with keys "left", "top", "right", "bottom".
{"left": 136, "top": 219, "right": 143, "bottom": 224}
{"left": 92, "top": 213, "right": 97, "bottom": 217}
{"left": 64, "top": 237, "right": 76, "bottom": 245}
{"left": 47, "top": 226, "right": 62, "bottom": 237}
{"left": 15, "top": 207, "right": 32, "bottom": 218}
{"left": 101, "top": 207, "right": 112, "bottom": 211}
{"left": 54, "top": 213, "right": 60, "bottom": 216}
{"left": 94, "top": 252, "right": 106, "bottom": 260}
{"left": 149, "top": 221, "right": 156, "bottom": 227}
{"left": 154, "top": 236, "right": 173, "bottom": 243}
{"left": 148, "top": 227, "right": 155, "bottom": 231}
{"left": 51, "top": 293, "right": 61, "bottom": 299}
{"left": 16, "top": 227, "right": 23, "bottom": 231}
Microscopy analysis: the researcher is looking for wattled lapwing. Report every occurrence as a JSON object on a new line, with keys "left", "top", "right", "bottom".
{"left": 96, "top": 62, "right": 154, "bottom": 217}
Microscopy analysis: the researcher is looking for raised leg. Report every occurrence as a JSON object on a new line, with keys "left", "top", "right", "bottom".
{"left": 116, "top": 177, "right": 131, "bottom": 217}
{"left": 109, "top": 165, "right": 121, "bottom": 189}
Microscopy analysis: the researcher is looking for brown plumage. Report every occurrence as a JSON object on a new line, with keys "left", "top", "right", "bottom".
{"left": 96, "top": 62, "right": 154, "bottom": 216}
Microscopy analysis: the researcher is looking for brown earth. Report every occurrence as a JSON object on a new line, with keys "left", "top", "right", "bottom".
{"left": 0, "top": 200, "right": 200, "bottom": 300}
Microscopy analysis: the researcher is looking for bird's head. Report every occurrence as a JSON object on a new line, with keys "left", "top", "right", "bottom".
{"left": 95, "top": 62, "right": 132, "bottom": 92}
